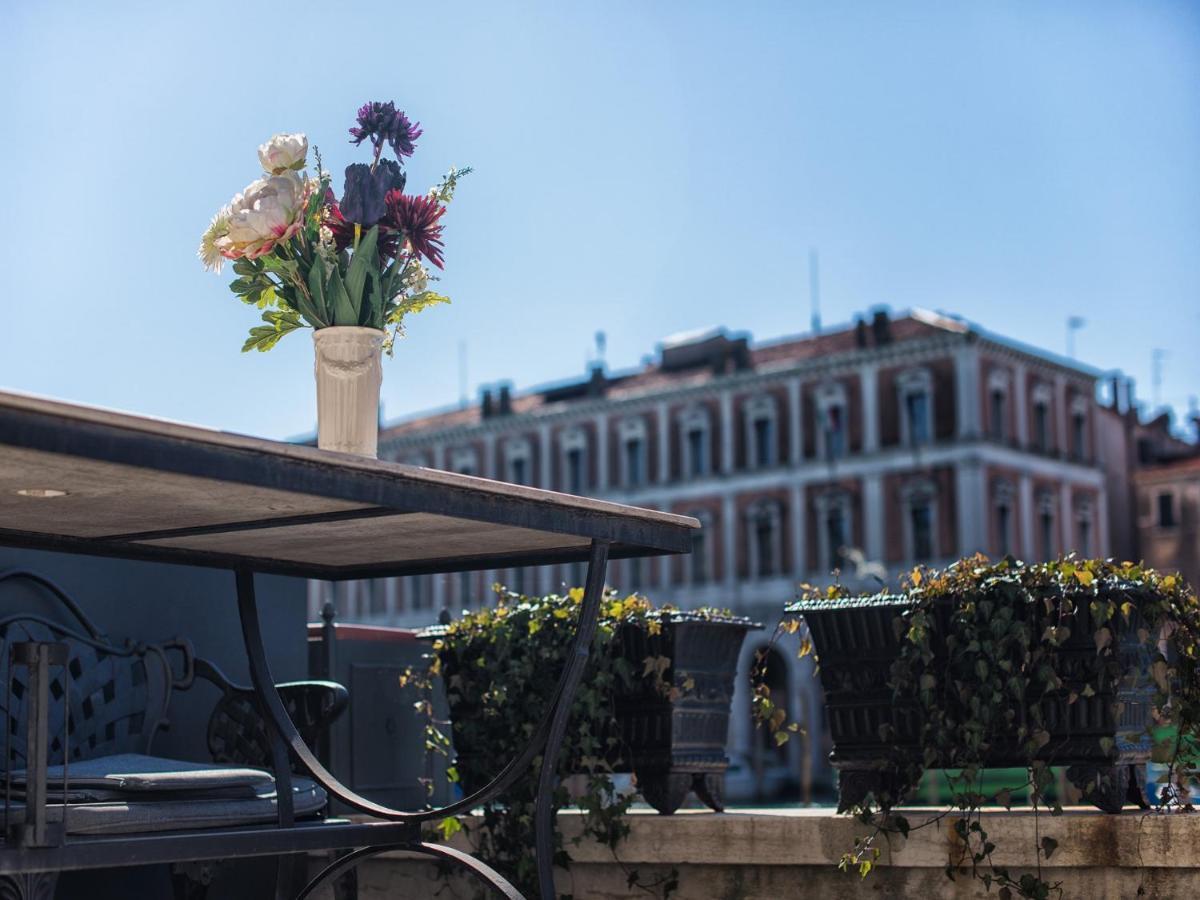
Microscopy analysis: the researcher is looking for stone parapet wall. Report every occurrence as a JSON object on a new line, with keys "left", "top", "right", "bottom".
{"left": 312, "top": 807, "right": 1200, "bottom": 899}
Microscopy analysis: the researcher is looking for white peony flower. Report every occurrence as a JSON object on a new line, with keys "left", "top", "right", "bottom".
{"left": 257, "top": 132, "right": 308, "bottom": 175}
{"left": 213, "top": 172, "right": 308, "bottom": 261}
{"left": 198, "top": 205, "right": 232, "bottom": 272}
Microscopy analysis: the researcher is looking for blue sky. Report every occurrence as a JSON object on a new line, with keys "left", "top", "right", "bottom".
{"left": 2, "top": 1, "right": 1196, "bottom": 440}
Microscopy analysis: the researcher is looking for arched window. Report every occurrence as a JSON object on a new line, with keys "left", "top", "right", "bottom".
{"left": 751, "top": 646, "right": 791, "bottom": 771}
{"left": 901, "top": 480, "right": 938, "bottom": 563}
{"left": 987, "top": 369, "right": 1010, "bottom": 442}
{"left": 407, "top": 574, "right": 430, "bottom": 611}
{"left": 898, "top": 369, "right": 933, "bottom": 447}
{"left": 745, "top": 395, "right": 778, "bottom": 470}
{"left": 450, "top": 446, "right": 478, "bottom": 477}
{"left": 679, "top": 406, "right": 711, "bottom": 479}
{"left": 1070, "top": 396, "right": 1088, "bottom": 461}
{"left": 686, "top": 511, "right": 714, "bottom": 585}
{"left": 560, "top": 426, "right": 589, "bottom": 493}
{"left": 504, "top": 437, "right": 532, "bottom": 486}
{"left": 993, "top": 480, "right": 1016, "bottom": 557}
{"left": 626, "top": 556, "right": 645, "bottom": 591}
{"left": 1037, "top": 492, "right": 1056, "bottom": 561}
{"left": 815, "top": 491, "right": 853, "bottom": 574}
{"left": 747, "top": 501, "right": 784, "bottom": 579}
{"left": 816, "top": 383, "right": 847, "bottom": 462}
{"left": 1074, "top": 498, "right": 1094, "bottom": 557}
{"left": 1032, "top": 383, "right": 1052, "bottom": 453}
{"left": 619, "top": 417, "right": 648, "bottom": 488}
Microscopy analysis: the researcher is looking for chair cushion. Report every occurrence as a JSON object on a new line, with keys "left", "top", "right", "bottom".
{"left": 5, "top": 753, "right": 328, "bottom": 834}
{"left": 12, "top": 753, "right": 273, "bottom": 794}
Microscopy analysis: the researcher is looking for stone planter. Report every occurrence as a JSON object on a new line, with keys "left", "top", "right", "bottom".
{"left": 787, "top": 591, "right": 1158, "bottom": 814}
{"left": 433, "top": 613, "right": 758, "bottom": 815}
{"left": 313, "top": 326, "right": 385, "bottom": 458}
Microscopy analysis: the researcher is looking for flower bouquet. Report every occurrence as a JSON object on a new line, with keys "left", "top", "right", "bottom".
{"left": 199, "top": 101, "right": 468, "bottom": 456}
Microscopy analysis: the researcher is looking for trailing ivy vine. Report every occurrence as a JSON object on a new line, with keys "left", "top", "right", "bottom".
{"left": 782, "top": 555, "right": 1200, "bottom": 900}
{"left": 410, "top": 586, "right": 739, "bottom": 899}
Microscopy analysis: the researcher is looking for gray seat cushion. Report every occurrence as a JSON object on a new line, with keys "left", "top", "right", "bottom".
{"left": 5, "top": 753, "right": 327, "bottom": 834}
{"left": 12, "top": 753, "right": 273, "bottom": 794}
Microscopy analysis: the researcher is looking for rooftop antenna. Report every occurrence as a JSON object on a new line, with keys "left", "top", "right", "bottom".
{"left": 1066, "top": 316, "right": 1086, "bottom": 359}
{"left": 809, "top": 249, "right": 821, "bottom": 335}
{"left": 594, "top": 330, "right": 607, "bottom": 370}
{"left": 458, "top": 340, "right": 468, "bottom": 408}
{"left": 1152, "top": 348, "right": 1166, "bottom": 409}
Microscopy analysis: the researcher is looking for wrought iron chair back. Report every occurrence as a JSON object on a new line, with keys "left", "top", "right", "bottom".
{"left": 0, "top": 569, "right": 190, "bottom": 770}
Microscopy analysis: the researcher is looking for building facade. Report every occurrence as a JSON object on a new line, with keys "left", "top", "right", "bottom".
{"left": 308, "top": 308, "right": 1110, "bottom": 794}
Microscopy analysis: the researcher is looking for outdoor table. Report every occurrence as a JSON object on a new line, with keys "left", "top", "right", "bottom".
{"left": 0, "top": 390, "right": 700, "bottom": 899}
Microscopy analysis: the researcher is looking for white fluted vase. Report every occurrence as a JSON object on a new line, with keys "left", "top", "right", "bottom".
{"left": 313, "top": 326, "right": 385, "bottom": 458}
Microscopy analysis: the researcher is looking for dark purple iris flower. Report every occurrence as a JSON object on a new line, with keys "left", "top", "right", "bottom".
{"left": 340, "top": 159, "right": 406, "bottom": 226}
{"left": 349, "top": 101, "right": 423, "bottom": 160}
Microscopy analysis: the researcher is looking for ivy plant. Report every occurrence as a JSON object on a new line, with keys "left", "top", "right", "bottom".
{"left": 411, "top": 586, "right": 740, "bottom": 899}
{"left": 780, "top": 555, "right": 1200, "bottom": 899}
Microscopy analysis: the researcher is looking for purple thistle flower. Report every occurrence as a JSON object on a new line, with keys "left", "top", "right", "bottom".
{"left": 349, "top": 101, "right": 423, "bottom": 160}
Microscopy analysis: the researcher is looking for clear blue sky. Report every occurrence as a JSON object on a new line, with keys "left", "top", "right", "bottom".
{"left": 2, "top": 1, "right": 1197, "bottom": 440}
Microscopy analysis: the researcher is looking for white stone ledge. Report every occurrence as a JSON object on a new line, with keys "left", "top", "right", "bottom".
{"left": 320, "top": 807, "right": 1200, "bottom": 899}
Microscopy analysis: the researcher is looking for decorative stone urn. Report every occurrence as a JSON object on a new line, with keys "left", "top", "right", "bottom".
{"left": 313, "top": 326, "right": 385, "bottom": 458}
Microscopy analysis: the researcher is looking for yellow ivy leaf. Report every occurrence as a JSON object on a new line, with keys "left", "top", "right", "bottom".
{"left": 647, "top": 619, "right": 662, "bottom": 636}
{"left": 799, "top": 637, "right": 813, "bottom": 658}
{"left": 568, "top": 587, "right": 585, "bottom": 603}
{"left": 1075, "top": 569, "right": 1095, "bottom": 586}
{"left": 552, "top": 608, "right": 569, "bottom": 619}
{"left": 911, "top": 568, "right": 922, "bottom": 586}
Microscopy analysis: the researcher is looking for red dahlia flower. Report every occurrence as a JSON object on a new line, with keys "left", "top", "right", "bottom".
{"left": 385, "top": 191, "right": 446, "bottom": 269}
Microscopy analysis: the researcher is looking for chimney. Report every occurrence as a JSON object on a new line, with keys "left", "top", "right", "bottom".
{"left": 871, "top": 309, "right": 892, "bottom": 345}
{"left": 480, "top": 388, "right": 494, "bottom": 419}
{"left": 587, "top": 364, "right": 607, "bottom": 397}
{"left": 498, "top": 384, "right": 513, "bottom": 416}
{"left": 854, "top": 318, "right": 868, "bottom": 348}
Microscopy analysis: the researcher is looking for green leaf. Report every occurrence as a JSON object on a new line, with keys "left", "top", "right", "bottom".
{"left": 241, "top": 307, "right": 305, "bottom": 353}
{"left": 307, "top": 256, "right": 328, "bottom": 320}
{"left": 327, "top": 265, "right": 357, "bottom": 326}
{"left": 388, "top": 290, "right": 451, "bottom": 324}
{"left": 435, "top": 816, "right": 463, "bottom": 842}
{"left": 1040, "top": 836, "right": 1058, "bottom": 859}
{"left": 344, "top": 225, "right": 379, "bottom": 322}
{"left": 261, "top": 255, "right": 300, "bottom": 278}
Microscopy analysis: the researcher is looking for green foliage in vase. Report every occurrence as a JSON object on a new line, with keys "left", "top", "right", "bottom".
{"left": 199, "top": 103, "right": 469, "bottom": 353}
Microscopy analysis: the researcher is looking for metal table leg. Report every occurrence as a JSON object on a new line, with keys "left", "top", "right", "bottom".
{"left": 534, "top": 540, "right": 609, "bottom": 900}
{"left": 234, "top": 539, "right": 612, "bottom": 899}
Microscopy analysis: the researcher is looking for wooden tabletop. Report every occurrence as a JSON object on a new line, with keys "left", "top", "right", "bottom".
{"left": 0, "top": 391, "right": 699, "bottom": 579}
